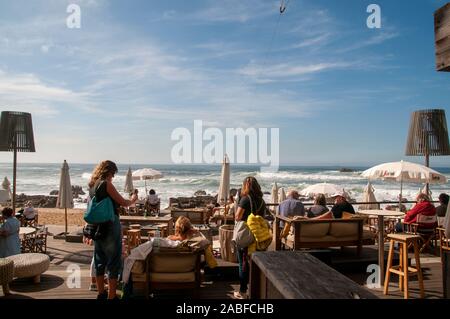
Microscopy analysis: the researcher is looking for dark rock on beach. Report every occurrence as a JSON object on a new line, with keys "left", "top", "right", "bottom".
{"left": 339, "top": 168, "right": 354, "bottom": 173}
{"left": 194, "top": 190, "right": 207, "bottom": 196}
{"left": 49, "top": 185, "right": 85, "bottom": 198}
{"left": 16, "top": 194, "right": 58, "bottom": 208}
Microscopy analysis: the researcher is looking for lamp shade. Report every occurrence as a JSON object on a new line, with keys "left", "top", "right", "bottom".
{"left": 0, "top": 111, "right": 36, "bottom": 152}
{"left": 405, "top": 109, "right": 450, "bottom": 156}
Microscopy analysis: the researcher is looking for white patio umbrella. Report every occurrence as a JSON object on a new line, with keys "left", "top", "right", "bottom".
{"left": 56, "top": 160, "right": 74, "bottom": 236}
{"left": 361, "top": 160, "right": 447, "bottom": 209}
{"left": 358, "top": 181, "right": 379, "bottom": 210}
{"left": 132, "top": 168, "right": 163, "bottom": 194}
{"left": 124, "top": 167, "right": 134, "bottom": 194}
{"left": 279, "top": 187, "right": 287, "bottom": 203}
{"left": 300, "top": 182, "right": 345, "bottom": 199}
{"left": 217, "top": 155, "right": 230, "bottom": 204}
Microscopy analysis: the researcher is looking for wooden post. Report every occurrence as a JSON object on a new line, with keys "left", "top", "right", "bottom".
{"left": 435, "top": 3, "right": 450, "bottom": 72}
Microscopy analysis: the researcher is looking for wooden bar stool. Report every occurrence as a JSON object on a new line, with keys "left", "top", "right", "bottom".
{"left": 384, "top": 233, "right": 425, "bottom": 299}
{"left": 127, "top": 229, "right": 142, "bottom": 254}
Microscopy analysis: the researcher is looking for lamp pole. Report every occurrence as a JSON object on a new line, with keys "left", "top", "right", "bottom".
{"left": 12, "top": 134, "right": 17, "bottom": 212}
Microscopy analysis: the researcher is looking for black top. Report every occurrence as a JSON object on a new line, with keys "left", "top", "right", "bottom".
{"left": 89, "top": 180, "right": 119, "bottom": 214}
{"left": 331, "top": 202, "right": 355, "bottom": 219}
{"left": 437, "top": 204, "right": 447, "bottom": 217}
{"left": 238, "top": 195, "right": 266, "bottom": 222}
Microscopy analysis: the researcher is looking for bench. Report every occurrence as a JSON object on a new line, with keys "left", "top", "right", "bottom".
{"left": 275, "top": 215, "right": 375, "bottom": 255}
{"left": 249, "top": 251, "right": 378, "bottom": 299}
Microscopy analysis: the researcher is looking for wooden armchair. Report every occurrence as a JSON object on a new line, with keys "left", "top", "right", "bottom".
{"left": 131, "top": 246, "right": 201, "bottom": 299}
{"left": 33, "top": 226, "right": 48, "bottom": 253}
{"left": 437, "top": 227, "right": 450, "bottom": 257}
{"left": 403, "top": 214, "right": 438, "bottom": 254}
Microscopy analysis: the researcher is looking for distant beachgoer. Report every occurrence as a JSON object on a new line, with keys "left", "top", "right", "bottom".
{"left": 23, "top": 201, "right": 37, "bottom": 220}
{"left": 147, "top": 189, "right": 160, "bottom": 205}
{"left": 437, "top": 193, "right": 449, "bottom": 226}
{"left": 395, "top": 193, "right": 436, "bottom": 232}
{"left": 88, "top": 160, "right": 138, "bottom": 300}
{"left": 278, "top": 190, "right": 305, "bottom": 227}
{"left": 307, "top": 193, "right": 329, "bottom": 218}
{"left": 0, "top": 207, "right": 21, "bottom": 258}
{"left": 234, "top": 177, "right": 267, "bottom": 299}
{"left": 330, "top": 191, "right": 355, "bottom": 219}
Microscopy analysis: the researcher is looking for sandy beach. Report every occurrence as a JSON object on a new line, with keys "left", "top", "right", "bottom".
{"left": 34, "top": 208, "right": 85, "bottom": 227}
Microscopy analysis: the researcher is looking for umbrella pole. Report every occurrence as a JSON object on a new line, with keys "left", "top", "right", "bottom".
{"left": 399, "top": 178, "right": 403, "bottom": 212}
{"left": 12, "top": 141, "right": 17, "bottom": 213}
{"left": 425, "top": 153, "right": 430, "bottom": 195}
{"left": 65, "top": 207, "right": 68, "bottom": 236}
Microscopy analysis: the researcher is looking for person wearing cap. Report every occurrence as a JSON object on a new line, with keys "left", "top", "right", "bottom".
{"left": 330, "top": 191, "right": 355, "bottom": 219}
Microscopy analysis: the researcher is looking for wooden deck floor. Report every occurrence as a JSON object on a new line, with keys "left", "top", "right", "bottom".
{"left": 0, "top": 232, "right": 445, "bottom": 299}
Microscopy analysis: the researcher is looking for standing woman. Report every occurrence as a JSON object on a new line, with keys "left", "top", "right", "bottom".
{"left": 234, "top": 177, "right": 266, "bottom": 299}
{"left": 0, "top": 207, "right": 21, "bottom": 258}
{"left": 89, "top": 160, "right": 137, "bottom": 300}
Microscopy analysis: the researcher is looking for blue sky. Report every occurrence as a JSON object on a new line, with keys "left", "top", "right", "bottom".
{"left": 0, "top": 0, "right": 449, "bottom": 167}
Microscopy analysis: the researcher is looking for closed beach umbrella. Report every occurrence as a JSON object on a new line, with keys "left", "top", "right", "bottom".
{"left": 279, "top": 187, "right": 286, "bottom": 203}
{"left": 271, "top": 182, "right": 279, "bottom": 204}
{"left": 132, "top": 168, "right": 163, "bottom": 193}
{"left": 56, "top": 160, "right": 74, "bottom": 236}
{"left": 2, "top": 177, "right": 11, "bottom": 197}
{"left": 124, "top": 167, "right": 134, "bottom": 194}
{"left": 217, "top": 155, "right": 230, "bottom": 204}
{"left": 358, "top": 182, "right": 379, "bottom": 210}
{"left": 361, "top": 160, "right": 446, "bottom": 209}
{"left": 300, "top": 182, "right": 344, "bottom": 199}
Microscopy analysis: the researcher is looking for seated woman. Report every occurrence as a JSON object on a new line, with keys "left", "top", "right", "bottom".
{"left": 395, "top": 193, "right": 436, "bottom": 232}
{"left": 0, "top": 207, "right": 21, "bottom": 257}
{"left": 23, "top": 201, "right": 37, "bottom": 220}
{"left": 128, "top": 189, "right": 139, "bottom": 214}
{"left": 168, "top": 216, "right": 217, "bottom": 268}
{"left": 307, "top": 193, "right": 328, "bottom": 218}
{"left": 146, "top": 189, "right": 160, "bottom": 215}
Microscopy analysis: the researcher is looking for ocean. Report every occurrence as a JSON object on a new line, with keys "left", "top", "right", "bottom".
{"left": 0, "top": 163, "right": 449, "bottom": 209}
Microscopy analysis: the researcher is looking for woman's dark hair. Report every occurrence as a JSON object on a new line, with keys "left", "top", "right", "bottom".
{"left": 2, "top": 207, "right": 14, "bottom": 218}
{"left": 439, "top": 193, "right": 449, "bottom": 205}
{"left": 149, "top": 189, "right": 155, "bottom": 195}
{"left": 241, "top": 177, "right": 263, "bottom": 199}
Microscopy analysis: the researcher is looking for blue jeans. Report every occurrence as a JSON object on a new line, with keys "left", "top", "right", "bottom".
{"left": 94, "top": 215, "right": 122, "bottom": 279}
{"left": 237, "top": 248, "right": 249, "bottom": 293}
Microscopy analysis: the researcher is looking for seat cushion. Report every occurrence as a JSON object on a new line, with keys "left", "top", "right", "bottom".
{"left": 150, "top": 253, "right": 197, "bottom": 273}
{"left": 329, "top": 222, "right": 359, "bottom": 238}
{"left": 298, "top": 223, "right": 330, "bottom": 237}
{"left": 150, "top": 271, "right": 196, "bottom": 283}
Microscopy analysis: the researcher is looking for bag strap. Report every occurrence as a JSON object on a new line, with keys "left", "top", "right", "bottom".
{"left": 248, "top": 195, "right": 253, "bottom": 215}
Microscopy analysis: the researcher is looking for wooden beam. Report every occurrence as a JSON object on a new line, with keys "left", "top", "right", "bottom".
{"left": 435, "top": 3, "right": 450, "bottom": 72}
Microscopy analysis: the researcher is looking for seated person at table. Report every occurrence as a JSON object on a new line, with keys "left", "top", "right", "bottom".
{"left": 23, "top": 201, "right": 37, "bottom": 220}
{"left": 395, "top": 193, "right": 436, "bottom": 233}
{"left": 307, "top": 193, "right": 329, "bottom": 218}
{"left": 147, "top": 189, "right": 160, "bottom": 205}
{"left": 0, "top": 207, "right": 21, "bottom": 257}
{"left": 278, "top": 190, "right": 305, "bottom": 227}
{"left": 437, "top": 193, "right": 449, "bottom": 226}
{"left": 146, "top": 189, "right": 160, "bottom": 215}
{"left": 330, "top": 191, "right": 355, "bottom": 219}
{"left": 128, "top": 189, "right": 139, "bottom": 213}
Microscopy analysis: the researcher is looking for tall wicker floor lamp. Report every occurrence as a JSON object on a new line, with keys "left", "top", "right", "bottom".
{"left": 0, "top": 112, "right": 36, "bottom": 212}
{"left": 405, "top": 109, "right": 450, "bottom": 194}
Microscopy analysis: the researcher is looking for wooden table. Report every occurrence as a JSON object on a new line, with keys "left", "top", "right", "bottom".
{"left": 120, "top": 215, "right": 173, "bottom": 235}
{"left": 249, "top": 251, "right": 377, "bottom": 299}
{"left": 358, "top": 209, "right": 404, "bottom": 285}
{"left": 19, "top": 227, "right": 36, "bottom": 237}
